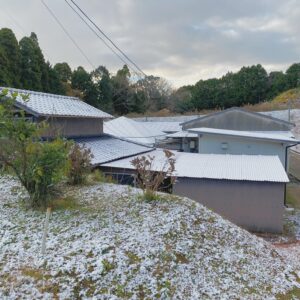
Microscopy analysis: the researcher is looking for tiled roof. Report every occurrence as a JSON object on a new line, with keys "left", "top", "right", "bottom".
{"left": 102, "top": 149, "right": 289, "bottom": 183}
{"left": 75, "top": 135, "right": 153, "bottom": 166}
{"left": 0, "top": 87, "right": 112, "bottom": 119}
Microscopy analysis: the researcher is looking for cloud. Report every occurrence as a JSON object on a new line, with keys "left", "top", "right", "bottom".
{"left": 0, "top": 0, "right": 299, "bottom": 87}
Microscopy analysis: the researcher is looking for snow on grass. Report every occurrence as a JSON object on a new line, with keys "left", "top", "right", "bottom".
{"left": 0, "top": 175, "right": 299, "bottom": 299}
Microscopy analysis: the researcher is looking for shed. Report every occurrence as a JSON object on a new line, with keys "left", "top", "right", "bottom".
{"left": 101, "top": 150, "right": 289, "bottom": 233}
{"left": 181, "top": 107, "right": 295, "bottom": 131}
{"left": 0, "top": 87, "right": 112, "bottom": 138}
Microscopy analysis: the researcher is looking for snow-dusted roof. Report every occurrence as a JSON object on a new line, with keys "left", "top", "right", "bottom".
{"left": 167, "top": 131, "right": 198, "bottom": 138}
{"left": 189, "top": 127, "right": 300, "bottom": 144}
{"left": 138, "top": 121, "right": 182, "bottom": 133}
{"left": 104, "top": 116, "right": 166, "bottom": 146}
{"left": 0, "top": 87, "right": 112, "bottom": 119}
{"left": 102, "top": 149, "right": 289, "bottom": 182}
{"left": 134, "top": 115, "right": 201, "bottom": 122}
{"left": 75, "top": 135, "right": 153, "bottom": 166}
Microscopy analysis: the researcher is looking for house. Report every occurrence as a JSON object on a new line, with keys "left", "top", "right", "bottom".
{"left": 100, "top": 149, "right": 289, "bottom": 233}
{"left": 181, "top": 107, "right": 295, "bottom": 131}
{"left": 188, "top": 127, "right": 300, "bottom": 168}
{"left": 0, "top": 87, "right": 112, "bottom": 138}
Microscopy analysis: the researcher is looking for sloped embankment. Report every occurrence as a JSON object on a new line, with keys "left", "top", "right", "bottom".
{"left": 0, "top": 176, "right": 299, "bottom": 299}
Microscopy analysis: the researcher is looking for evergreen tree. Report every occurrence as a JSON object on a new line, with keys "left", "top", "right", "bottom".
{"left": 0, "top": 47, "right": 10, "bottom": 86}
{"left": 46, "top": 62, "right": 66, "bottom": 95}
{"left": 19, "top": 33, "right": 49, "bottom": 91}
{"left": 111, "top": 65, "right": 131, "bottom": 115}
{"left": 54, "top": 62, "right": 72, "bottom": 82}
{"left": 286, "top": 63, "right": 300, "bottom": 89}
{"left": 0, "top": 28, "right": 20, "bottom": 86}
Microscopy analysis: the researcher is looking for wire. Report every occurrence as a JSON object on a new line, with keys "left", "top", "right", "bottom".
{"left": 64, "top": 0, "right": 139, "bottom": 77}
{"left": 67, "top": 0, "right": 147, "bottom": 78}
{"left": 40, "top": 0, "right": 95, "bottom": 69}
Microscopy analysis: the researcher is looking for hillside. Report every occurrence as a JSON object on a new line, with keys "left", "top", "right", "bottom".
{"left": 0, "top": 176, "right": 299, "bottom": 299}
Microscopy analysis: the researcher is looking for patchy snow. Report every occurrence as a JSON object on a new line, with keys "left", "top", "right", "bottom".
{"left": 0, "top": 176, "right": 299, "bottom": 299}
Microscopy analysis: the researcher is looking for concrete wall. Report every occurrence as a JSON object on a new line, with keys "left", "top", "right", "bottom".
{"left": 40, "top": 117, "right": 104, "bottom": 138}
{"left": 173, "top": 178, "right": 285, "bottom": 233}
{"left": 198, "top": 135, "right": 286, "bottom": 166}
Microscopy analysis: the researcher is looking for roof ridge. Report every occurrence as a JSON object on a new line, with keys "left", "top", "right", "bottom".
{"left": 0, "top": 86, "right": 79, "bottom": 101}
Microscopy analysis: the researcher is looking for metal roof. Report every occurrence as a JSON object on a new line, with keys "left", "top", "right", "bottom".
{"left": 134, "top": 115, "right": 201, "bottom": 122}
{"left": 0, "top": 87, "right": 112, "bottom": 119}
{"left": 181, "top": 107, "right": 295, "bottom": 127}
{"left": 75, "top": 135, "right": 153, "bottom": 166}
{"left": 102, "top": 149, "right": 289, "bottom": 182}
{"left": 104, "top": 116, "right": 166, "bottom": 146}
{"left": 188, "top": 128, "right": 300, "bottom": 144}
{"left": 167, "top": 131, "right": 198, "bottom": 138}
{"left": 138, "top": 121, "right": 182, "bottom": 133}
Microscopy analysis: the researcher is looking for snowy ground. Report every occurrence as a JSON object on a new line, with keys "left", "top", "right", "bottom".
{"left": 0, "top": 176, "right": 300, "bottom": 299}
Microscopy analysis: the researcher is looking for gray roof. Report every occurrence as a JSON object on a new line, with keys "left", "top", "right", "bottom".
{"left": 189, "top": 128, "right": 300, "bottom": 144}
{"left": 102, "top": 149, "right": 289, "bottom": 183}
{"left": 134, "top": 115, "right": 201, "bottom": 122}
{"left": 0, "top": 87, "right": 112, "bottom": 119}
{"left": 181, "top": 107, "right": 295, "bottom": 131}
{"left": 75, "top": 135, "right": 153, "bottom": 166}
{"left": 104, "top": 116, "right": 166, "bottom": 146}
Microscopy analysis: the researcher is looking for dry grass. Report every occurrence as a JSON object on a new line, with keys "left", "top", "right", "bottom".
{"left": 289, "top": 151, "right": 300, "bottom": 180}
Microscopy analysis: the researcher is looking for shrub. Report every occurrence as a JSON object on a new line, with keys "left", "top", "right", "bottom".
{"left": 0, "top": 89, "right": 69, "bottom": 207}
{"left": 67, "top": 143, "right": 93, "bottom": 185}
{"left": 131, "top": 149, "right": 176, "bottom": 201}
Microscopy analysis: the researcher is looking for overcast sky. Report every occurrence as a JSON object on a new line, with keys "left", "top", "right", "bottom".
{"left": 0, "top": 0, "right": 299, "bottom": 87}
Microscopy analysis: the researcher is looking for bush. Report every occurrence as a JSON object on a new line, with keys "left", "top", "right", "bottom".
{"left": 67, "top": 143, "right": 93, "bottom": 185}
{"left": 0, "top": 89, "right": 69, "bottom": 207}
{"left": 131, "top": 149, "right": 176, "bottom": 201}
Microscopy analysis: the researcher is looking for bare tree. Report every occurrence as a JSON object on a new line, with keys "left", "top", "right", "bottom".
{"left": 131, "top": 149, "right": 176, "bottom": 200}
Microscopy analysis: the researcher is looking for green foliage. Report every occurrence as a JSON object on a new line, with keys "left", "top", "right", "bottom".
{"left": 286, "top": 63, "right": 300, "bottom": 89}
{"left": 67, "top": 143, "right": 93, "bottom": 185}
{"left": 0, "top": 90, "right": 69, "bottom": 207}
{"left": 0, "top": 28, "right": 20, "bottom": 87}
{"left": 1, "top": 27, "right": 300, "bottom": 114}
{"left": 54, "top": 62, "right": 72, "bottom": 83}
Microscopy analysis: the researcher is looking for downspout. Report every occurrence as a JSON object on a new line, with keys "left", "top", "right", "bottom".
{"left": 284, "top": 142, "right": 299, "bottom": 207}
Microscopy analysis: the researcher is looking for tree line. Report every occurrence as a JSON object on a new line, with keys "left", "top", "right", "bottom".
{"left": 1, "top": 27, "right": 300, "bottom": 115}
{"left": 173, "top": 63, "right": 300, "bottom": 113}
{"left": 0, "top": 28, "right": 172, "bottom": 115}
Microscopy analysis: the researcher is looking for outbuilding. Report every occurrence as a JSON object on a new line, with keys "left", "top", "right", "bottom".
{"left": 101, "top": 150, "right": 289, "bottom": 233}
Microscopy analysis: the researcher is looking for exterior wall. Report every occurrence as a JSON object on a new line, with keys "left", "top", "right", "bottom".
{"left": 159, "top": 138, "right": 198, "bottom": 152}
{"left": 198, "top": 135, "right": 286, "bottom": 166}
{"left": 182, "top": 109, "right": 293, "bottom": 131}
{"left": 173, "top": 178, "right": 285, "bottom": 233}
{"left": 40, "top": 117, "right": 104, "bottom": 138}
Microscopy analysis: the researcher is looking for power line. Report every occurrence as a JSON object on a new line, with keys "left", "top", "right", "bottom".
{"left": 40, "top": 0, "right": 95, "bottom": 69}
{"left": 64, "top": 0, "right": 140, "bottom": 77}
{"left": 67, "top": 0, "right": 147, "bottom": 78}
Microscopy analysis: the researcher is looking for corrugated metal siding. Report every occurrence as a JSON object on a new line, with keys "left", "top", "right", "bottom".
{"left": 101, "top": 150, "right": 289, "bottom": 182}
{"left": 0, "top": 87, "right": 112, "bottom": 119}
{"left": 75, "top": 135, "right": 153, "bottom": 165}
